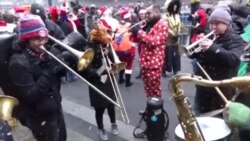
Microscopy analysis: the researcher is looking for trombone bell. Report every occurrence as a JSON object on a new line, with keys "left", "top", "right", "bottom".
{"left": 77, "top": 48, "right": 95, "bottom": 71}
{"left": 0, "top": 95, "right": 19, "bottom": 128}
{"left": 109, "top": 44, "right": 127, "bottom": 72}
{"left": 112, "top": 62, "right": 127, "bottom": 72}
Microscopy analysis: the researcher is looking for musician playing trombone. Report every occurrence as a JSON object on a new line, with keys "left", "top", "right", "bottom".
{"left": 8, "top": 14, "right": 68, "bottom": 141}
{"left": 80, "top": 23, "right": 119, "bottom": 141}
{"left": 190, "top": 8, "right": 244, "bottom": 115}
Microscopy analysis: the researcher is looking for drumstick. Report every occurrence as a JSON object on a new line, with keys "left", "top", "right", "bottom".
{"left": 196, "top": 62, "right": 228, "bottom": 103}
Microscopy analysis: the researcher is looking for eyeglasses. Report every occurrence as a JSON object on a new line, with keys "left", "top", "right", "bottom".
{"left": 32, "top": 37, "right": 48, "bottom": 44}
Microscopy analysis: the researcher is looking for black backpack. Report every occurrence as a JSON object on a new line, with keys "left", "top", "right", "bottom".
{"left": 0, "top": 33, "right": 17, "bottom": 96}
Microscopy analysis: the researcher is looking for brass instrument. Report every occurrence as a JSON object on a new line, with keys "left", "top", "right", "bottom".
{"left": 0, "top": 95, "right": 19, "bottom": 128}
{"left": 48, "top": 35, "right": 94, "bottom": 71}
{"left": 100, "top": 43, "right": 129, "bottom": 124}
{"left": 169, "top": 73, "right": 250, "bottom": 141}
{"left": 40, "top": 42, "right": 121, "bottom": 109}
{"left": 116, "top": 19, "right": 147, "bottom": 37}
{"left": 179, "top": 30, "right": 216, "bottom": 56}
{"left": 109, "top": 45, "right": 127, "bottom": 72}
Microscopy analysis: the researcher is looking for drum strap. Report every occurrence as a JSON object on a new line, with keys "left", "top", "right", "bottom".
{"left": 133, "top": 108, "right": 170, "bottom": 139}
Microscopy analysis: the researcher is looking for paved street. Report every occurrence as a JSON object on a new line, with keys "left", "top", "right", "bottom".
{"left": 12, "top": 54, "right": 198, "bottom": 141}
{"left": 10, "top": 0, "right": 247, "bottom": 140}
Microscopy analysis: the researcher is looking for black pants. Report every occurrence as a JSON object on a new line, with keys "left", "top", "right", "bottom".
{"left": 165, "top": 45, "right": 181, "bottom": 73}
{"left": 0, "top": 120, "right": 13, "bottom": 141}
{"left": 194, "top": 86, "right": 235, "bottom": 114}
{"left": 25, "top": 112, "right": 67, "bottom": 141}
{"left": 94, "top": 104, "right": 116, "bottom": 130}
{"left": 240, "top": 125, "right": 250, "bottom": 141}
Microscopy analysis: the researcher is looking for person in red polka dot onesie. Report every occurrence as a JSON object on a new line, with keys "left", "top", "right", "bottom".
{"left": 131, "top": 5, "right": 168, "bottom": 97}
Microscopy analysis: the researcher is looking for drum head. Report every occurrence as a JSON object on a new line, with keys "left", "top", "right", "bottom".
{"left": 175, "top": 117, "right": 231, "bottom": 141}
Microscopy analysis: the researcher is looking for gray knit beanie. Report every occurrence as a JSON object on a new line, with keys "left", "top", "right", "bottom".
{"left": 208, "top": 8, "right": 232, "bottom": 25}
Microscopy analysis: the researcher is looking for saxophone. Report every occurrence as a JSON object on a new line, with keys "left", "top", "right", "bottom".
{"left": 169, "top": 73, "right": 250, "bottom": 141}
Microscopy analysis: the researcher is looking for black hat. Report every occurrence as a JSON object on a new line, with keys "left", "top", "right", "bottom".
{"left": 30, "top": 3, "right": 46, "bottom": 20}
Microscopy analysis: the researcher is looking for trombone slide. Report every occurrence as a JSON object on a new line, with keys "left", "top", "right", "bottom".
{"left": 100, "top": 45, "right": 130, "bottom": 124}
{"left": 40, "top": 46, "right": 121, "bottom": 109}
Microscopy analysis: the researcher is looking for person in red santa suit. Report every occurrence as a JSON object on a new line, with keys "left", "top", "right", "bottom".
{"left": 191, "top": 8, "right": 207, "bottom": 43}
{"left": 131, "top": 5, "right": 168, "bottom": 97}
{"left": 113, "top": 12, "right": 135, "bottom": 87}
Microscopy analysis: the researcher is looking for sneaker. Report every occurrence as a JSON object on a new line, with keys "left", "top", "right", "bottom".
{"left": 111, "top": 123, "right": 119, "bottom": 135}
{"left": 98, "top": 129, "right": 108, "bottom": 141}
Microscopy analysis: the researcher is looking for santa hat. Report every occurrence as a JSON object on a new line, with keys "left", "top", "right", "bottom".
{"left": 98, "top": 7, "right": 112, "bottom": 17}
{"left": 100, "top": 17, "right": 119, "bottom": 32}
{"left": 79, "top": 7, "right": 88, "bottom": 14}
{"left": 120, "top": 11, "right": 132, "bottom": 19}
{"left": 13, "top": 5, "right": 27, "bottom": 18}
{"left": 0, "top": 21, "right": 7, "bottom": 32}
{"left": 139, "top": 9, "right": 147, "bottom": 14}
{"left": 49, "top": 6, "right": 59, "bottom": 22}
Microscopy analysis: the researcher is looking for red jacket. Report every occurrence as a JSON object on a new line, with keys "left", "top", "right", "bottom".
{"left": 137, "top": 19, "right": 168, "bottom": 69}
{"left": 195, "top": 9, "right": 207, "bottom": 28}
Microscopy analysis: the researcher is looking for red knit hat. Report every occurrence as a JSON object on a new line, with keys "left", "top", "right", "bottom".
{"left": 18, "top": 14, "right": 48, "bottom": 41}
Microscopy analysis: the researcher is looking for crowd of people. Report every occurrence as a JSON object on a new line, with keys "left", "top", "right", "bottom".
{"left": 0, "top": 0, "right": 250, "bottom": 140}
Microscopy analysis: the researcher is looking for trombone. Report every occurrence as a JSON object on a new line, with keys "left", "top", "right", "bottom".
{"left": 48, "top": 35, "right": 94, "bottom": 71}
{"left": 179, "top": 30, "right": 216, "bottom": 56}
{"left": 100, "top": 43, "right": 130, "bottom": 124}
{"left": 40, "top": 36, "right": 121, "bottom": 109}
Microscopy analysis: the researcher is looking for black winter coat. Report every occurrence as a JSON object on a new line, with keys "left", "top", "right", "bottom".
{"left": 8, "top": 41, "right": 64, "bottom": 121}
{"left": 80, "top": 44, "right": 116, "bottom": 108}
{"left": 191, "top": 30, "right": 244, "bottom": 112}
{"left": 44, "top": 19, "right": 65, "bottom": 40}
{"left": 191, "top": 30, "right": 244, "bottom": 80}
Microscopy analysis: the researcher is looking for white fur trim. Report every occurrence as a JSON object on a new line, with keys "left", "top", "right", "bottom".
{"left": 123, "top": 12, "right": 131, "bottom": 19}
{"left": 125, "top": 69, "right": 132, "bottom": 74}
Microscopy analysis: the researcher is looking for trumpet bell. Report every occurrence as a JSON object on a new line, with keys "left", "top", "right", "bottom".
{"left": 0, "top": 95, "right": 19, "bottom": 128}
{"left": 77, "top": 48, "right": 95, "bottom": 71}
{"left": 112, "top": 62, "right": 127, "bottom": 72}
{"left": 178, "top": 45, "right": 189, "bottom": 56}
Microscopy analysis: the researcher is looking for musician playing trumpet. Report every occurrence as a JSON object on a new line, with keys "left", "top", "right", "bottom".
{"left": 130, "top": 4, "right": 168, "bottom": 98}
{"left": 190, "top": 8, "right": 244, "bottom": 115}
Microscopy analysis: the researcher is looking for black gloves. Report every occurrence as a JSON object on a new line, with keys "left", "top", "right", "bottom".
{"left": 131, "top": 25, "right": 141, "bottom": 36}
{"left": 41, "top": 46, "right": 66, "bottom": 76}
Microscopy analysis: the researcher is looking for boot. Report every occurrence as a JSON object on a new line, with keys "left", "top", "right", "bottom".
{"left": 119, "top": 70, "right": 125, "bottom": 84}
{"left": 125, "top": 74, "right": 133, "bottom": 87}
{"left": 135, "top": 70, "right": 142, "bottom": 79}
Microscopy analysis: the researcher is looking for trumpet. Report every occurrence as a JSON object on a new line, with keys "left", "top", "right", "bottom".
{"left": 100, "top": 43, "right": 130, "bottom": 124}
{"left": 179, "top": 30, "right": 216, "bottom": 56}
{"left": 116, "top": 19, "right": 147, "bottom": 37}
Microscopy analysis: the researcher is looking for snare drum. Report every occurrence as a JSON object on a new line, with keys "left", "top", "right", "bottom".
{"left": 175, "top": 117, "right": 231, "bottom": 141}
